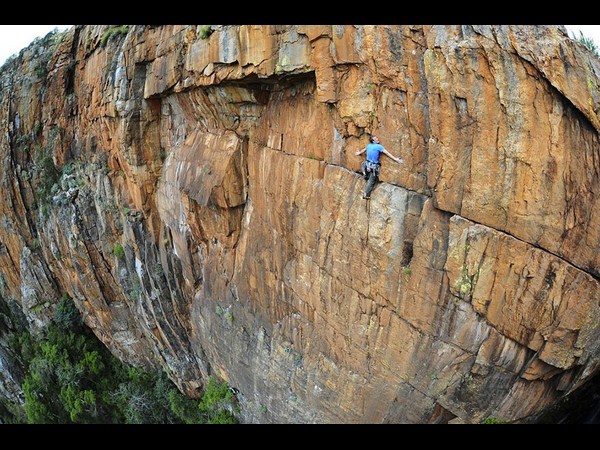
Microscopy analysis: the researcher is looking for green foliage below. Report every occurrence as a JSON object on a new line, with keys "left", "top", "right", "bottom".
{"left": 53, "top": 294, "right": 83, "bottom": 330}
{"left": 481, "top": 417, "right": 509, "bottom": 424}
{"left": 100, "top": 26, "right": 131, "bottom": 48}
{"left": 198, "top": 377, "right": 237, "bottom": 424}
{"left": 6, "top": 296, "right": 238, "bottom": 424}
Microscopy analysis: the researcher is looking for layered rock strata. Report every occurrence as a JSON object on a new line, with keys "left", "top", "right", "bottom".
{"left": 1, "top": 24, "right": 600, "bottom": 423}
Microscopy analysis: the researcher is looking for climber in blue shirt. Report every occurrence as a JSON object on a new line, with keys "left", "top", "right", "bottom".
{"left": 355, "top": 135, "right": 403, "bottom": 199}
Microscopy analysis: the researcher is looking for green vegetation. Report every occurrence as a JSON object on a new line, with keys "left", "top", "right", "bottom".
{"left": 197, "top": 25, "right": 213, "bottom": 40}
{"left": 455, "top": 270, "right": 476, "bottom": 297}
{"left": 33, "top": 120, "right": 42, "bottom": 136}
{"left": 113, "top": 243, "right": 125, "bottom": 259}
{"left": 54, "top": 293, "right": 83, "bottom": 329}
{"left": 33, "top": 57, "right": 49, "bottom": 80}
{"left": 4, "top": 295, "right": 238, "bottom": 424}
{"left": 575, "top": 31, "right": 599, "bottom": 57}
{"left": 100, "top": 26, "right": 131, "bottom": 48}
{"left": 481, "top": 417, "right": 509, "bottom": 424}
{"left": 198, "top": 377, "right": 237, "bottom": 424}
{"left": 0, "top": 27, "right": 67, "bottom": 73}
{"left": 31, "top": 28, "right": 66, "bottom": 80}
{"left": 32, "top": 125, "right": 65, "bottom": 211}
{"left": 14, "top": 134, "right": 31, "bottom": 151}
{"left": 41, "top": 204, "right": 50, "bottom": 219}
{"left": 34, "top": 145, "right": 60, "bottom": 208}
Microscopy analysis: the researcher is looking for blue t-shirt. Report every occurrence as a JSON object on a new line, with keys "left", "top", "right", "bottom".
{"left": 366, "top": 143, "right": 384, "bottom": 163}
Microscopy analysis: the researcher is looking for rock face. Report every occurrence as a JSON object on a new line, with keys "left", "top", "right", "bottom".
{"left": 1, "top": 24, "right": 600, "bottom": 423}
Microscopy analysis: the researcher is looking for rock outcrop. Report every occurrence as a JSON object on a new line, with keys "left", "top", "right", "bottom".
{"left": 1, "top": 24, "right": 600, "bottom": 423}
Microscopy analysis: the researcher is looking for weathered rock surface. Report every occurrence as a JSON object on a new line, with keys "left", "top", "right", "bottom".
{"left": 1, "top": 24, "right": 600, "bottom": 423}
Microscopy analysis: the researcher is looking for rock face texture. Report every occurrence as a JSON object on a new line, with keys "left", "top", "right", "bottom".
{"left": 1, "top": 24, "right": 600, "bottom": 423}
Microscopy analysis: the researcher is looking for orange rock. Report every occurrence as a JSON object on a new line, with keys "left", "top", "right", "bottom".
{"left": 1, "top": 24, "right": 600, "bottom": 423}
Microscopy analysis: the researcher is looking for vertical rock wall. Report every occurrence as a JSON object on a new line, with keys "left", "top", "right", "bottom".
{"left": 1, "top": 24, "right": 600, "bottom": 423}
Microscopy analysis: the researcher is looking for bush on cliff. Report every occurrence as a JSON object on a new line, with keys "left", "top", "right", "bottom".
{"left": 8, "top": 295, "right": 237, "bottom": 424}
{"left": 100, "top": 26, "right": 131, "bottom": 48}
{"left": 575, "top": 30, "right": 599, "bottom": 57}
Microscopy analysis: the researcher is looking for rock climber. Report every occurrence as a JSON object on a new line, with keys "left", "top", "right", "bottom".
{"left": 355, "top": 135, "right": 403, "bottom": 199}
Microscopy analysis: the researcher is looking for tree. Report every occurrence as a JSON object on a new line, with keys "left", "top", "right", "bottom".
{"left": 8, "top": 295, "right": 238, "bottom": 424}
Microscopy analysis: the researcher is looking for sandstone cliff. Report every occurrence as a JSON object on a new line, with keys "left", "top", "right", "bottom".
{"left": 1, "top": 24, "right": 600, "bottom": 423}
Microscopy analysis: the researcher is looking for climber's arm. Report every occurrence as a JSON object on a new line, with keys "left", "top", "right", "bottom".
{"left": 382, "top": 148, "right": 403, "bottom": 164}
